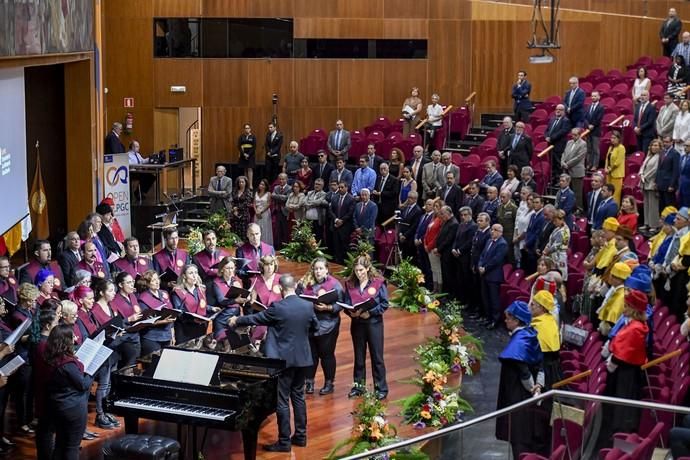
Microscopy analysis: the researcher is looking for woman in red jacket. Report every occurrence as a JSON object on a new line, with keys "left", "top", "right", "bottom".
{"left": 617, "top": 195, "right": 639, "bottom": 235}
{"left": 423, "top": 198, "right": 445, "bottom": 293}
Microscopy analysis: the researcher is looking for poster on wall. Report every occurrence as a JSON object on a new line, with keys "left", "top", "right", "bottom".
{"left": 103, "top": 154, "right": 131, "bottom": 237}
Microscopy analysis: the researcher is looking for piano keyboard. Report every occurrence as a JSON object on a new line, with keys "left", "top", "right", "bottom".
{"left": 114, "top": 397, "right": 236, "bottom": 421}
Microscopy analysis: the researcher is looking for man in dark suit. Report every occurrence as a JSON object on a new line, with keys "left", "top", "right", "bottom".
{"left": 463, "top": 182, "right": 485, "bottom": 221}
{"left": 536, "top": 205, "right": 556, "bottom": 256}
{"left": 545, "top": 104, "right": 572, "bottom": 176}
{"left": 264, "top": 122, "right": 283, "bottom": 183}
{"left": 329, "top": 182, "right": 355, "bottom": 264}
{"left": 586, "top": 172, "right": 605, "bottom": 227}
{"left": 327, "top": 120, "right": 351, "bottom": 163}
{"left": 407, "top": 145, "right": 428, "bottom": 204}
{"left": 660, "top": 8, "right": 683, "bottom": 57}
{"left": 105, "top": 122, "right": 125, "bottom": 155}
{"left": 657, "top": 136, "right": 681, "bottom": 211}
{"left": 439, "top": 171, "right": 463, "bottom": 216}
{"left": 482, "top": 187, "right": 500, "bottom": 224}
{"left": 398, "top": 191, "right": 422, "bottom": 260}
{"left": 57, "top": 232, "right": 82, "bottom": 287}
{"left": 312, "top": 150, "right": 334, "bottom": 186}
{"left": 469, "top": 213, "right": 491, "bottom": 319}
{"left": 555, "top": 174, "right": 576, "bottom": 229}
{"left": 633, "top": 90, "right": 658, "bottom": 154}
{"left": 592, "top": 184, "right": 619, "bottom": 230}
{"left": 230, "top": 274, "right": 318, "bottom": 452}
{"left": 585, "top": 91, "right": 605, "bottom": 171}
{"left": 479, "top": 224, "right": 508, "bottom": 329}
{"left": 479, "top": 160, "right": 504, "bottom": 193}
{"left": 522, "top": 194, "right": 545, "bottom": 275}
{"left": 436, "top": 206, "right": 459, "bottom": 295}
{"left": 507, "top": 121, "right": 533, "bottom": 171}
{"left": 496, "top": 116, "right": 515, "bottom": 175}
{"left": 353, "top": 189, "right": 378, "bottom": 237}
{"left": 512, "top": 71, "right": 532, "bottom": 122}
{"left": 564, "top": 77, "right": 586, "bottom": 127}
{"left": 414, "top": 199, "right": 435, "bottom": 290}
{"left": 514, "top": 166, "right": 538, "bottom": 202}
{"left": 95, "top": 201, "right": 122, "bottom": 257}
{"left": 372, "top": 163, "right": 399, "bottom": 225}
{"left": 365, "top": 144, "right": 384, "bottom": 174}
{"left": 452, "top": 207, "right": 478, "bottom": 303}
{"left": 328, "top": 158, "right": 353, "bottom": 190}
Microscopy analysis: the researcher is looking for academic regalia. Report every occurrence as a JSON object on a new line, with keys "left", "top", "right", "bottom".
{"left": 112, "top": 256, "right": 152, "bottom": 278}
{"left": 91, "top": 301, "right": 140, "bottom": 365}
{"left": 235, "top": 242, "right": 276, "bottom": 276}
{"left": 207, "top": 276, "right": 244, "bottom": 345}
{"left": 8, "top": 304, "right": 34, "bottom": 427}
{"left": 496, "top": 326, "right": 544, "bottom": 459}
{"left": 138, "top": 289, "right": 174, "bottom": 348}
{"left": 251, "top": 274, "right": 283, "bottom": 341}
{"left": 171, "top": 286, "right": 208, "bottom": 344}
{"left": 110, "top": 292, "right": 140, "bottom": 320}
{"left": 192, "top": 248, "right": 231, "bottom": 281}
{"left": 76, "top": 260, "right": 107, "bottom": 279}
{"left": 36, "top": 291, "right": 60, "bottom": 307}
{"left": 597, "top": 285, "right": 626, "bottom": 325}
{"left": 21, "top": 260, "right": 65, "bottom": 292}
{"left": 74, "top": 309, "right": 99, "bottom": 347}
{"left": 0, "top": 275, "right": 18, "bottom": 306}
{"left": 344, "top": 277, "right": 389, "bottom": 393}
{"left": 299, "top": 275, "right": 344, "bottom": 383}
{"left": 152, "top": 248, "right": 189, "bottom": 277}
{"left": 531, "top": 312, "right": 561, "bottom": 455}
{"left": 606, "top": 319, "right": 649, "bottom": 434}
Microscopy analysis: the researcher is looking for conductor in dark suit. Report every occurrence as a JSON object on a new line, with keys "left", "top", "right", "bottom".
{"left": 660, "top": 8, "right": 683, "bottom": 57}
{"left": 372, "top": 163, "right": 399, "bottom": 224}
{"left": 231, "top": 274, "right": 318, "bottom": 452}
{"left": 264, "top": 122, "right": 283, "bottom": 183}
{"left": 329, "top": 182, "right": 355, "bottom": 264}
{"left": 478, "top": 224, "right": 508, "bottom": 329}
{"left": 507, "top": 121, "right": 533, "bottom": 171}
{"left": 104, "top": 122, "right": 125, "bottom": 155}
{"left": 545, "top": 104, "right": 572, "bottom": 176}
{"left": 633, "top": 90, "right": 658, "bottom": 154}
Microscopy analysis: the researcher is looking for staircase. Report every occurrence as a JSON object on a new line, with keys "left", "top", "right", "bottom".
{"left": 445, "top": 111, "right": 512, "bottom": 155}
{"left": 175, "top": 195, "right": 211, "bottom": 237}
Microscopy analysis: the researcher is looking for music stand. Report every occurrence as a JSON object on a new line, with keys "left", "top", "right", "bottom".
{"left": 146, "top": 210, "right": 180, "bottom": 251}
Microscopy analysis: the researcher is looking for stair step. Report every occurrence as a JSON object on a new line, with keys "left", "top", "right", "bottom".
{"left": 465, "top": 133, "right": 487, "bottom": 142}
{"left": 178, "top": 217, "right": 208, "bottom": 224}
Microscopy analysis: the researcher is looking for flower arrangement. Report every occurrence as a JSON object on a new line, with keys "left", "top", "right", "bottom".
{"left": 338, "top": 235, "right": 377, "bottom": 278}
{"left": 396, "top": 302, "right": 482, "bottom": 429}
{"left": 327, "top": 390, "right": 429, "bottom": 460}
{"left": 280, "top": 219, "right": 331, "bottom": 263}
{"left": 187, "top": 211, "right": 242, "bottom": 255}
{"left": 389, "top": 258, "right": 442, "bottom": 313}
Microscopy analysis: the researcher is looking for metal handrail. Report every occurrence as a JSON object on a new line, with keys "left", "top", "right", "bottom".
{"left": 341, "top": 389, "right": 690, "bottom": 459}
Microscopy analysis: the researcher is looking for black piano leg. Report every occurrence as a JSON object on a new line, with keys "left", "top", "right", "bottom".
{"left": 124, "top": 415, "right": 139, "bottom": 434}
{"left": 241, "top": 427, "right": 259, "bottom": 460}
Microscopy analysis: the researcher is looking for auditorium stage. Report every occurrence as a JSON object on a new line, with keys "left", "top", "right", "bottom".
{"left": 11, "top": 257, "right": 442, "bottom": 459}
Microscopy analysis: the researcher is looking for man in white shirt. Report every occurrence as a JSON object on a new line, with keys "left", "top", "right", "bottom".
{"left": 127, "top": 140, "right": 155, "bottom": 202}
{"left": 424, "top": 93, "right": 444, "bottom": 151}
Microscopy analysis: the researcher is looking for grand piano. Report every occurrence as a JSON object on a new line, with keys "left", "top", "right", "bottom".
{"left": 108, "top": 338, "right": 285, "bottom": 460}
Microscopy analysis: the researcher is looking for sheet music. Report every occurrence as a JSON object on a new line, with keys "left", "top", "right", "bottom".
{"left": 94, "top": 331, "right": 106, "bottom": 346}
{"left": 3, "top": 318, "right": 31, "bottom": 346}
{"left": 153, "top": 348, "right": 219, "bottom": 386}
{"left": 76, "top": 338, "right": 114, "bottom": 376}
{"left": 0, "top": 355, "right": 25, "bottom": 376}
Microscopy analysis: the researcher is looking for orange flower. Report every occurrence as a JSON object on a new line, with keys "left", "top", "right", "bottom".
{"left": 423, "top": 370, "right": 436, "bottom": 383}
{"left": 370, "top": 423, "right": 382, "bottom": 441}
{"left": 420, "top": 410, "right": 432, "bottom": 419}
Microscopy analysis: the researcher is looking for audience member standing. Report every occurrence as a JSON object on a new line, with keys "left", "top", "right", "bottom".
{"left": 640, "top": 139, "right": 661, "bottom": 229}
{"left": 351, "top": 156, "right": 377, "bottom": 197}
{"left": 512, "top": 71, "right": 532, "bottom": 122}
{"left": 585, "top": 91, "right": 605, "bottom": 171}
{"left": 679, "top": 141, "right": 690, "bottom": 208}
{"left": 657, "top": 136, "right": 681, "bottom": 211}
{"left": 283, "top": 141, "right": 306, "bottom": 184}
{"left": 478, "top": 224, "right": 508, "bottom": 328}
{"left": 507, "top": 122, "right": 533, "bottom": 171}
{"left": 372, "top": 163, "right": 399, "bottom": 225}
{"left": 329, "top": 182, "right": 355, "bottom": 264}
{"left": 605, "top": 131, "right": 626, "bottom": 205}
{"left": 497, "top": 117, "right": 515, "bottom": 175}
{"left": 545, "top": 105, "right": 572, "bottom": 177}
{"left": 497, "top": 190, "right": 518, "bottom": 264}
{"left": 560, "top": 128, "right": 587, "bottom": 208}
{"left": 312, "top": 151, "right": 334, "bottom": 186}
{"left": 661, "top": 9, "right": 683, "bottom": 57}
{"left": 264, "top": 122, "right": 283, "bottom": 184}
{"left": 632, "top": 68, "right": 651, "bottom": 103}
{"left": 424, "top": 93, "right": 444, "bottom": 152}
{"left": 329, "top": 158, "right": 353, "bottom": 190}
{"left": 564, "top": 77, "right": 585, "bottom": 127}
{"left": 674, "top": 100, "right": 690, "bottom": 152}
{"left": 668, "top": 56, "right": 689, "bottom": 97}
{"left": 230, "top": 176, "right": 253, "bottom": 242}
{"left": 673, "top": 32, "right": 690, "bottom": 67}
{"left": 401, "top": 87, "right": 423, "bottom": 136}
{"left": 327, "top": 120, "right": 351, "bottom": 163}
{"left": 421, "top": 151, "right": 444, "bottom": 200}
{"left": 207, "top": 165, "right": 232, "bottom": 214}
{"left": 253, "top": 179, "right": 273, "bottom": 246}
{"left": 424, "top": 199, "right": 445, "bottom": 293}
{"left": 436, "top": 206, "right": 459, "bottom": 294}
{"left": 657, "top": 93, "right": 680, "bottom": 141}
{"left": 237, "top": 123, "right": 257, "bottom": 189}
{"left": 398, "top": 191, "right": 422, "bottom": 260}
{"left": 104, "top": 122, "right": 125, "bottom": 155}
{"left": 633, "top": 90, "right": 657, "bottom": 154}
{"left": 452, "top": 207, "right": 478, "bottom": 303}
{"left": 272, "top": 174, "right": 291, "bottom": 249}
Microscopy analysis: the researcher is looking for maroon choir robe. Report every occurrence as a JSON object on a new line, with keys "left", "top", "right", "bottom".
{"left": 112, "top": 256, "right": 152, "bottom": 278}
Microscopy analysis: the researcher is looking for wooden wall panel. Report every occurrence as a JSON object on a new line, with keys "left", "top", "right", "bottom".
{"left": 154, "top": 0, "right": 202, "bottom": 17}
{"left": 384, "top": 0, "right": 428, "bottom": 18}
{"left": 202, "top": 0, "right": 249, "bottom": 17}
{"left": 247, "top": 0, "right": 295, "bottom": 17}
{"left": 293, "top": 60, "right": 339, "bottom": 107}
{"left": 154, "top": 60, "right": 203, "bottom": 107}
{"left": 64, "top": 59, "right": 96, "bottom": 229}
{"left": 104, "top": 0, "right": 152, "bottom": 18}
{"left": 294, "top": 19, "right": 384, "bottom": 38}
{"left": 202, "top": 60, "right": 248, "bottom": 107}
{"left": 153, "top": 109, "right": 179, "bottom": 152}
{"left": 337, "top": 61, "right": 385, "bottom": 108}
{"left": 382, "top": 19, "right": 428, "bottom": 39}
{"left": 382, "top": 60, "right": 428, "bottom": 107}
{"left": 336, "top": 0, "right": 384, "bottom": 18}
{"left": 428, "top": 20, "right": 472, "bottom": 107}
{"left": 429, "top": 0, "right": 472, "bottom": 19}
{"left": 293, "top": 0, "right": 339, "bottom": 18}
{"left": 247, "top": 60, "right": 295, "bottom": 108}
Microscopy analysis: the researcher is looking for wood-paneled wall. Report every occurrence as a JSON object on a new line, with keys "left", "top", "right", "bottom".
{"left": 102, "top": 0, "right": 677, "bottom": 180}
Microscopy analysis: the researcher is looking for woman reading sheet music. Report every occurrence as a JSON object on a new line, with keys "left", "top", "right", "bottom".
{"left": 297, "top": 258, "right": 343, "bottom": 396}
{"left": 91, "top": 279, "right": 127, "bottom": 429}
{"left": 111, "top": 273, "right": 143, "bottom": 366}
{"left": 34, "top": 324, "right": 94, "bottom": 460}
{"left": 172, "top": 264, "right": 213, "bottom": 345}
{"left": 137, "top": 270, "right": 176, "bottom": 355}
{"left": 11, "top": 283, "right": 39, "bottom": 435}
{"left": 207, "top": 258, "right": 249, "bottom": 351}
{"left": 248, "top": 256, "right": 283, "bottom": 344}
{"left": 343, "top": 256, "right": 389, "bottom": 401}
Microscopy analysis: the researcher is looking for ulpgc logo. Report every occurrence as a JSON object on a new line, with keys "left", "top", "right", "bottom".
{"left": 106, "top": 166, "right": 128, "bottom": 186}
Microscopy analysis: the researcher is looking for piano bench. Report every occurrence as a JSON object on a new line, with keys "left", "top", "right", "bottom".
{"left": 103, "top": 434, "right": 181, "bottom": 460}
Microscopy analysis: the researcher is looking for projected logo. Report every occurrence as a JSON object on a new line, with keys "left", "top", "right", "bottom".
{"left": 106, "top": 166, "right": 128, "bottom": 186}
